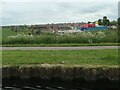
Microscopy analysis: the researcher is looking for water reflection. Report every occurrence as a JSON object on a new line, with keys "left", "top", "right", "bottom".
{"left": 2, "top": 78, "right": 119, "bottom": 90}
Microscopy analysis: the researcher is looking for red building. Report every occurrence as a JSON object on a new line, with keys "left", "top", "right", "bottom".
{"left": 84, "top": 24, "right": 95, "bottom": 28}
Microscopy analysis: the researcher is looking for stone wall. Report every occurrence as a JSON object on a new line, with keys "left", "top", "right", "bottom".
{"left": 2, "top": 65, "right": 120, "bottom": 81}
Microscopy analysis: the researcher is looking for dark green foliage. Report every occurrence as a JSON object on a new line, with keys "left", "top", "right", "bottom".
{"left": 98, "top": 19, "right": 103, "bottom": 25}
{"left": 103, "top": 16, "right": 110, "bottom": 26}
{"left": 110, "top": 20, "right": 117, "bottom": 26}
{"left": 118, "top": 17, "right": 120, "bottom": 25}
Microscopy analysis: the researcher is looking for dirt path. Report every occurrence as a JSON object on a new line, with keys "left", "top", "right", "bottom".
{"left": 1, "top": 46, "right": 118, "bottom": 50}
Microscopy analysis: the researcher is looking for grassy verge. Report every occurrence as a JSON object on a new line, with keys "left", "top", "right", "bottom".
{"left": 2, "top": 49, "right": 118, "bottom": 67}
{"left": 2, "top": 43, "right": 119, "bottom": 47}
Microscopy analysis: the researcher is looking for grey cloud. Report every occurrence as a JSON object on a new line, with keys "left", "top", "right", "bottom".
{"left": 2, "top": 2, "right": 118, "bottom": 25}
{"left": 118, "top": 1, "right": 120, "bottom": 17}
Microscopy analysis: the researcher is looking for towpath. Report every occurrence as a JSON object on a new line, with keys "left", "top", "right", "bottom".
{"left": 1, "top": 46, "right": 118, "bottom": 50}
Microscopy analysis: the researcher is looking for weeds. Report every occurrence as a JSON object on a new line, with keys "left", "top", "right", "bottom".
{"left": 2, "top": 29, "right": 119, "bottom": 44}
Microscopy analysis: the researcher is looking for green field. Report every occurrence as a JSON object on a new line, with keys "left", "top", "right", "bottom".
{"left": 2, "top": 49, "right": 118, "bottom": 67}
{"left": 2, "top": 27, "right": 119, "bottom": 46}
{"left": 2, "top": 27, "right": 17, "bottom": 39}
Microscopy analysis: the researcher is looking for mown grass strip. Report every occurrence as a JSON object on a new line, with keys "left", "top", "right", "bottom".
{"left": 2, "top": 49, "right": 118, "bottom": 67}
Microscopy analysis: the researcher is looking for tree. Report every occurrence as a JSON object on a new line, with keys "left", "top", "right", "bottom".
{"left": 118, "top": 17, "right": 120, "bottom": 31}
{"left": 103, "top": 16, "right": 110, "bottom": 26}
{"left": 98, "top": 19, "right": 102, "bottom": 25}
{"left": 110, "top": 20, "right": 117, "bottom": 26}
{"left": 118, "top": 17, "right": 120, "bottom": 25}
{"left": 87, "top": 21, "right": 91, "bottom": 24}
{"left": 107, "top": 19, "right": 110, "bottom": 26}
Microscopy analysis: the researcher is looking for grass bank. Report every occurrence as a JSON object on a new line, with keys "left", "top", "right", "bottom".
{"left": 2, "top": 49, "right": 118, "bottom": 67}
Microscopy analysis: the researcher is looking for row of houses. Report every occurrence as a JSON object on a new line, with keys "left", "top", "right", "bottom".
{"left": 3, "top": 22, "right": 117, "bottom": 34}
{"left": 4, "top": 23, "right": 84, "bottom": 33}
{"left": 28, "top": 23, "right": 82, "bottom": 32}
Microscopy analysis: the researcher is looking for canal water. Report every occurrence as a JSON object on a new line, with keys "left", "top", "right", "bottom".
{"left": 2, "top": 78, "right": 119, "bottom": 90}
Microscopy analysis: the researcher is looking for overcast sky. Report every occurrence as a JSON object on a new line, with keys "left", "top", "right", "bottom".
{"left": 0, "top": 1, "right": 119, "bottom": 26}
